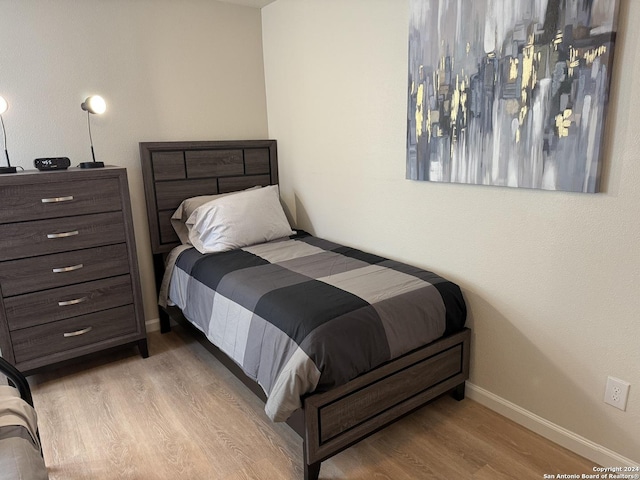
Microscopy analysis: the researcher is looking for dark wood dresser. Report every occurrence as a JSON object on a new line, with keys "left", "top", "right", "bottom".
{"left": 0, "top": 167, "right": 148, "bottom": 374}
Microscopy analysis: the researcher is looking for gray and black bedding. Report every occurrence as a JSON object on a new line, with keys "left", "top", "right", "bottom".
{"left": 167, "top": 231, "right": 467, "bottom": 422}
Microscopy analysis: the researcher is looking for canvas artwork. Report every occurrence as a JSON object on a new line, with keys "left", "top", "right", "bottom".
{"left": 406, "top": 0, "right": 620, "bottom": 193}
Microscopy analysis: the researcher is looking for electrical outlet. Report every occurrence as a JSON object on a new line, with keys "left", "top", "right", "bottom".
{"left": 604, "top": 376, "right": 630, "bottom": 411}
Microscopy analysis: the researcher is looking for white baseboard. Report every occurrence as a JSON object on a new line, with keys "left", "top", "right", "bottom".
{"left": 466, "top": 382, "right": 639, "bottom": 468}
{"left": 145, "top": 317, "right": 161, "bottom": 333}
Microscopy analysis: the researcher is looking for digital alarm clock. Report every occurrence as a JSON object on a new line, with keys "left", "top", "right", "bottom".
{"left": 34, "top": 157, "right": 71, "bottom": 171}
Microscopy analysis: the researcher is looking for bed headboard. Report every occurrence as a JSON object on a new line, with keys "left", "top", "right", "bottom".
{"left": 140, "top": 140, "right": 278, "bottom": 254}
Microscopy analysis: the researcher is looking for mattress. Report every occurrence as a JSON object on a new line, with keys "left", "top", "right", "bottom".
{"left": 167, "top": 232, "right": 467, "bottom": 421}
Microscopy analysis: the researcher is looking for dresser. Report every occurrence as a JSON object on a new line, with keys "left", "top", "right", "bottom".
{"left": 0, "top": 167, "right": 148, "bottom": 374}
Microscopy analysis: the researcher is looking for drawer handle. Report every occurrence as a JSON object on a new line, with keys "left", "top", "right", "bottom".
{"left": 63, "top": 326, "right": 93, "bottom": 338}
{"left": 52, "top": 263, "right": 84, "bottom": 273}
{"left": 58, "top": 297, "right": 88, "bottom": 307}
{"left": 41, "top": 196, "right": 74, "bottom": 203}
{"left": 47, "top": 230, "right": 79, "bottom": 239}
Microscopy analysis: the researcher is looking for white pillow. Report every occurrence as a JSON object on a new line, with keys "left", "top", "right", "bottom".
{"left": 185, "top": 185, "right": 295, "bottom": 253}
{"left": 171, "top": 187, "right": 260, "bottom": 244}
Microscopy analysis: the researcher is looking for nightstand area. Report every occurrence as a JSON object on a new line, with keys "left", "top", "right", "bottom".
{"left": 0, "top": 167, "right": 148, "bottom": 374}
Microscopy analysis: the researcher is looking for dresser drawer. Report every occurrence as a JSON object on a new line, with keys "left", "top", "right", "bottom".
{"left": 10, "top": 305, "right": 137, "bottom": 364}
{"left": 0, "top": 211, "right": 125, "bottom": 261}
{"left": 0, "top": 244, "right": 130, "bottom": 297}
{"left": 0, "top": 177, "right": 121, "bottom": 224}
{"left": 5, "top": 275, "right": 134, "bottom": 330}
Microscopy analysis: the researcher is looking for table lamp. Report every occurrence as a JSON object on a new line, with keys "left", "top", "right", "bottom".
{"left": 0, "top": 96, "right": 17, "bottom": 174}
{"left": 80, "top": 95, "right": 106, "bottom": 169}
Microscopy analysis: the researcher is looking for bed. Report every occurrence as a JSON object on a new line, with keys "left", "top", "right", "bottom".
{"left": 140, "top": 140, "right": 471, "bottom": 480}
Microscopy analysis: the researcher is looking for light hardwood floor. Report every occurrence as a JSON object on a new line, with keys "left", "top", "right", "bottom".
{"left": 29, "top": 327, "right": 597, "bottom": 479}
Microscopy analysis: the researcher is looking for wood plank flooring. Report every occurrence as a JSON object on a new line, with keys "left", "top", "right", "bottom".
{"left": 28, "top": 327, "right": 598, "bottom": 479}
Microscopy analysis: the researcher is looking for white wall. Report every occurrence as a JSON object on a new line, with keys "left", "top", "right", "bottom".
{"left": 0, "top": 0, "right": 269, "bottom": 323}
{"left": 263, "top": 0, "right": 639, "bottom": 464}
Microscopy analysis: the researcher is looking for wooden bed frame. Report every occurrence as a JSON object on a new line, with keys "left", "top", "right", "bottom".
{"left": 140, "top": 140, "right": 471, "bottom": 480}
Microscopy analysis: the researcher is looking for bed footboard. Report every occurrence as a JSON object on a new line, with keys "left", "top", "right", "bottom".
{"left": 302, "top": 328, "right": 470, "bottom": 479}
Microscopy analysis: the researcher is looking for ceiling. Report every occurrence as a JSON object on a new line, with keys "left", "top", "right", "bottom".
{"left": 217, "top": 0, "right": 277, "bottom": 8}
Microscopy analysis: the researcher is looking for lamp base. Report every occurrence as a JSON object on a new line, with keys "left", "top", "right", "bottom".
{"left": 79, "top": 161, "right": 105, "bottom": 169}
{"left": 0, "top": 166, "right": 17, "bottom": 174}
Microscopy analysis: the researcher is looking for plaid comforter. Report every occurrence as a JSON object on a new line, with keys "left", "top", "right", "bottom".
{"left": 169, "top": 232, "right": 466, "bottom": 421}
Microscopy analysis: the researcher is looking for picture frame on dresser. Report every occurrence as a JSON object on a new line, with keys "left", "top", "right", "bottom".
{"left": 0, "top": 167, "right": 148, "bottom": 375}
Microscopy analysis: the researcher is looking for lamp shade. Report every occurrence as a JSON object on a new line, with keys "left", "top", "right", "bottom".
{"left": 81, "top": 95, "right": 106, "bottom": 115}
{"left": 0, "top": 96, "right": 7, "bottom": 115}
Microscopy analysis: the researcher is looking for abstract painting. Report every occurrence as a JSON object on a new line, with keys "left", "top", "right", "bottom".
{"left": 406, "top": 0, "right": 620, "bottom": 192}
